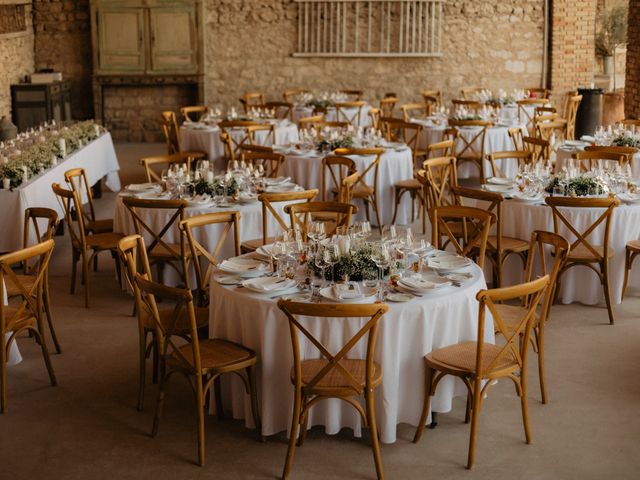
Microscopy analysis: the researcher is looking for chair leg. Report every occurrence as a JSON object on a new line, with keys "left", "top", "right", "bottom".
{"left": 372, "top": 197, "right": 382, "bottom": 234}
{"left": 152, "top": 373, "right": 168, "bottom": 437}
{"left": 137, "top": 329, "right": 148, "bottom": 411}
{"left": 282, "top": 388, "right": 302, "bottom": 480}
{"left": 214, "top": 377, "right": 224, "bottom": 419}
{"left": 196, "top": 376, "right": 206, "bottom": 466}
{"left": 622, "top": 248, "right": 632, "bottom": 301}
{"left": 247, "top": 366, "right": 264, "bottom": 442}
{"left": 536, "top": 327, "right": 548, "bottom": 404}
{"left": 1, "top": 341, "right": 7, "bottom": 413}
{"left": 70, "top": 249, "right": 78, "bottom": 295}
{"left": 391, "top": 188, "right": 404, "bottom": 225}
{"left": 297, "top": 395, "right": 310, "bottom": 447}
{"left": 464, "top": 393, "right": 472, "bottom": 423}
{"left": 466, "top": 378, "right": 483, "bottom": 469}
{"left": 413, "top": 363, "right": 434, "bottom": 443}
{"left": 43, "top": 280, "right": 61, "bottom": 354}
{"left": 365, "top": 387, "right": 384, "bottom": 480}
{"left": 601, "top": 261, "right": 615, "bottom": 325}
{"left": 520, "top": 372, "right": 533, "bottom": 445}
{"left": 83, "top": 252, "right": 90, "bottom": 308}
{"left": 34, "top": 326, "right": 57, "bottom": 387}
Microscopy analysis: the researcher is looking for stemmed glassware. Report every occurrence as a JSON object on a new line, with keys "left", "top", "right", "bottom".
{"left": 314, "top": 247, "right": 329, "bottom": 286}
{"left": 370, "top": 242, "right": 391, "bottom": 298}
{"left": 307, "top": 221, "right": 326, "bottom": 251}
{"left": 323, "top": 242, "right": 340, "bottom": 286}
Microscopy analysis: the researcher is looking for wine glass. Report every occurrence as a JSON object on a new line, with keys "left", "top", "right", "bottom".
{"left": 382, "top": 225, "right": 397, "bottom": 244}
{"left": 370, "top": 242, "right": 391, "bottom": 297}
{"left": 323, "top": 243, "right": 340, "bottom": 286}
{"left": 307, "top": 221, "right": 326, "bottom": 247}
{"left": 314, "top": 247, "right": 329, "bottom": 286}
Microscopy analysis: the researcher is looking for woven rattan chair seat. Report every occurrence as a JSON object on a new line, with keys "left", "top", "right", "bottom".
{"left": 394, "top": 178, "right": 421, "bottom": 190}
{"left": 567, "top": 244, "right": 614, "bottom": 262}
{"left": 626, "top": 240, "right": 640, "bottom": 251}
{"left": 292, "top": 358, "right": 382, "bottom": 391}
{"left": 87, "top": 218, "right": 114, "bottom": 234}
{"left": 426, "top": 341, "right": 516, "bottom": 376}
{"left": 85, "top": 232, "right": 126, "bottom": 250}
{"left": 493, "top": 304, "right": 540, "bottom": 333}
{"left": 5, "top": 274, "right": 36, "bottom": 297}
{"left": 148, "top": 242, "right": 191, "bottom": 258}
{"left": 173, "top": 338, "right": 256, "bottom": 371}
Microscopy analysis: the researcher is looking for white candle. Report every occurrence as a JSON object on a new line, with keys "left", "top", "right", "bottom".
{"left": 2, "top": 178, "right": 10, "bottom": 189}
{"left": 51, "top": 155, "right": 57, "bottom": 166}
{"left": 206, "top": 170, "right": 214, "bottom": 183}
{"left": 194, "top": 170, "right": 201, "bottom": 180}
{"left": 58, "top": 138, "right": 66, "bottom": 157}
{"left": 94, "top": 124, "right": 101, "bottom": 137}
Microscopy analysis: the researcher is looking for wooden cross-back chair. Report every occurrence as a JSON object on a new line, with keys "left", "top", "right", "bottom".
{"left": 448, "top": 119, "right": 492, "bottom": 182}
{"left": 416, "top": 156, "right": 460, "bottom": 234}
{"left": 284, "top": 201, "right": 357, "bottom": 241}
{"left": 122, "top": 197, "right": 189, "bottom": 286}
{"left": 339, "top": 171, "right": 360, "bottom": 204}
{"left": 180, "top": 105, "right": 209, "bottom": 123}
{"left": 380, "top": 96, "right": 398, "bottom": 117}
{"left": 453, "top": 186, "right": 530, "bottom": 287}
{"left": 621, "top": 118, "right": 640, "bottom": 132}
{"left": 264, "top": 101, "right": 293, "bottom": 121}
{"left": 240, "top": 189, "right": 318, "bottom": 253}
{"left": 298, "top": 114, "right": 325, "bottom": 130}
{"left": 452, "top": 99, "right": 482, "bottom": 112}
{"left": 400, "top": 102, "right": 433, "bottom": 122}
{"left": 277, "top": 300, "right": 389, "bottom": 480}
{"left": 1, "top": 239, "right": 57, "bottom": 413}
{"left": 239, "top": 92, "right": 265, "bottom": 112}
{"left": 283, "top": 88, "right": 310, "bottom": 103}
{"left": 140, "top": 152, "right": 203, "bottom": 183}
{"left": 460, "top": 87, "right": 483, "bottom": 100}
{"left": 545, "top": 196, "right": 619, "bottom": 324}
{"left": 340, "top": 89, "right": 363, "bottom": 101}
{"left": 134, "top": 273, "right": 260, "bottom": 467}
{"left": 526, "top": 87, "right": 550, "bottom": 99}
{"left": 52, "top": 183, "right": 123, "bottom": 308}
{"left": 219, "top": 121, "right": 274, "bottom": 162}
{"left": 368, "top": 107, "right": 381, "bottom": 130}
{"left": 492, "top": 230, "right": 569, "bottom": 404}
{"left": 516, "top": 99, "right": 548, "bottom": 134}
{"left": 321, "top": 155, "right": 357, "bottom": 201}
{"left": 561, "top": 94, "right": 582, "bottom": 140}
{"left": 535, "top": 119, "right": 566, "bottom": 149}
{"left": 487, "top": 150, "right": 533, "bottom": 179}
{"left": 239, "top": 151, "right": 286, "bottom": 178}
{"left": 422, "top": 89, "right": 443, "bottom": 107}
{"left": 179, "top": 211, "right": 241, "bottom": 305}
{"left": 413, "top": 275, "right": 550, "bottom": 469}
{"left": 334, "top": 147, "right": 385, "bottom": 231}
{"left": 380, "top": 117, "right": 425, "bottom": 164}
{"left": 64, "top": 167, "right": 113, "bottom": 234}
{"left": 522, "top": 135, "right": 550, "bottom": 163}
{"left": 5, "top": 208, "right": 61, "bottom": 353}
{"left": 508, "top": 126, "right": 525, "bottom": 150}
{"left": 584, "top": 145, "right": 637, "bottom": 169}
{"left": 571, "top": 151, "right": 628, "bottom": 172}
{"left": 160, "top": 111, "right": 181, "bottom": 154}
{"left": 117, "top": 234, "right": 209, "bottom": 411}
{"left": 335, "top": 101, "right": 366, "bottom": 127}
{"left": 428, "top": 205, "right": 495, "bottom": 268}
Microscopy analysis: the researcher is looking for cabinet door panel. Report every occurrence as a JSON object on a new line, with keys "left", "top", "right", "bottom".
{"left": 149, "top": 7, "right": 198, "bottom": 73}
{"left": 97, "top": 7, "right": 145, "bottom": 72}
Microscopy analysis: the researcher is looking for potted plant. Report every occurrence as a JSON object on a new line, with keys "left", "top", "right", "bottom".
{"left": 595, "top": 5, "right": 628, "bottom": 87}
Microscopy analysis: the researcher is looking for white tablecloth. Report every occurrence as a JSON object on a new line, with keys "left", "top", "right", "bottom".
{"left": 414, "top": 120, "right": 522, "bottom": 179}
{"left": 179, "top": 121, "right": 300, "bottom": 171}
{"left": 278, "top": 147, "right": 415, "bottom": 225}
{"left": 0, "top": 133, "right": 121, "bottom": 252}
{"left": 556, "top": 145, "right": 640, "bottom": 178}
{"left": 471, "top": 198, "right": 640, "bottom": 305}
{"left": 292, "top": 104, "right": 372, "bottom": 127}
{"left": 209, "top": 264, "right": 493, "bottom": 443}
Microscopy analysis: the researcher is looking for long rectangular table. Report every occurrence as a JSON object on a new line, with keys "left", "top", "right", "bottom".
{"left": 0, "top": 133, "right": 121, "bottom": 252}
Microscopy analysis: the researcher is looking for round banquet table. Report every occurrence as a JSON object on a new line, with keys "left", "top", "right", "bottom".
{"left": 208, "top": 263, "right": 494, "bottom": 443}
{"left": 556, "top": 144, "right": 640, "bottom": 178}
{"left": 276, "top": 146, "right": 415, "bottom": 225}
{"left": 412, "top": 119, "right": 524, "bottom": 179}
{"left": 179, "top": 120, "right": 300, "bottom": 170}
{"left": 292, "top": 104, "right": 372, "bottom": 127}
{"left": 476, "top": 197, "right": 640, "bottom": 305}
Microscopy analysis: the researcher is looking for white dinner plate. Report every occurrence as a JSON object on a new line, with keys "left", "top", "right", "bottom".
{"left": 487, "top": 177, "right": 516, "bottom": 186}
{"left": 618, "top": 193, "right": 640, "bottom": 205}
{"left": 427, "top": 255, "right": 472, "bottom": 273}
{"left": 398, "top": 275, "right": 451, "bottom": 292}
{"left": 510, "top": 193, "right": 545, "bottom": 203}
{"left": 483, "top": 184, "right": 515, "bottom": 193}
{"left": 319, "top": 285, "right": 377, "bottom": 303}
{"left": 219, "top": 258, "right": 269, "bottom": 277}
{"left": 214, "top": 274, "right": 242, "bottom": 285}
{"left": 265, "top": 182, "right": 300, "bottom": 193}
{"left": 126, "top": 182, "right": 161, "bottom": 192}
{"left": 263, "top": 176, "right": 291, "bottom": 186}
{"left": 242, "top": 276, "right": 297, "bottom": 293}
{"left": 386, "top": 292, "right": 414, "bottom": 302}
{"left": 187, "top": 194, "right": 212, "bottom": 206}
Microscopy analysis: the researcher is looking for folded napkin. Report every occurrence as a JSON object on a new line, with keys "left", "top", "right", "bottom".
{"left": 220, "top": 258, "right": 264, "bottom": 272}
{"left": 126, "top": 182, "right": 159, "bottom": 192}
{"left": 264, "top": 176, "right": 291, "bottom": 186}
{"left": 580, "top": 135, "right": 596, "bottom": 143}
{"left": 333, "top": 283, "right": 363, "bottom": 300}
{"left": 245, "top": 277, "right": 294, "bottom": 292}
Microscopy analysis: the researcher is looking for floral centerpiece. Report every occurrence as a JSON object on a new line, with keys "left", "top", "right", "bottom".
{"left": 0, "top": 120, "right": 104, "bottom": 190}
{"left": 611, "top": 131, "right": 640, "bottom": 148}
{"left": 317, "top": 133, "right": 355, "bottom": 151}
{"left": 311, "top": 243, "right": 383, "bottom": 282}
{"left": 302, "top": 91, "right": 348, "bottom": 110}
{"left": 450, "top": 113, "right": 482, "bottom": 121}
{"left": 545, "top": 173, "right": 609, "bottom": 197}
{"left": 187, "top": 176, "right": 239, "bottom": 197}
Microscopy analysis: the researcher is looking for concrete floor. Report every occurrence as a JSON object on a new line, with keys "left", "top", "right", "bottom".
{"left": 2, "top": 143, "right": 640, "bottom": 479}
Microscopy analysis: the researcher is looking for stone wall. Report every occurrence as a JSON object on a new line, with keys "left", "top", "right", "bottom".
{"left": 0, "top": 3, "right": 34, "bottom": 120}
{"left": 549, "top": 0, "right": 597, "bottom": 103}
{"left": 33, "top": 0, "right": 93, "bottom": 120}
{"left": 624, "top": 0, "right": 640, "bottom": 118}
{"left": 204, "top": 0, "right": 546, "bottom": 108}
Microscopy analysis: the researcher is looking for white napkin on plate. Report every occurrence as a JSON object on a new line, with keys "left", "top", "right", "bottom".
{"left": 333, "top": 283, "right": 363, "bottom": 300}
{"left": 244, "top": 277, "right": 295, "bottom": 292}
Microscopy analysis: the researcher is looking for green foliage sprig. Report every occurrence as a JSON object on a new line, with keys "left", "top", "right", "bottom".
{"left": 612, "top": 132, "right": 640, "bottom": 148}
{"left": 187, "top": 177, "right": 238, "bottom": 197}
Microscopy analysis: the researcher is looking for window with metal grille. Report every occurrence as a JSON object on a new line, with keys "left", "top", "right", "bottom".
{"left": 294, "top": 0, "right": 444, "bottom": 57}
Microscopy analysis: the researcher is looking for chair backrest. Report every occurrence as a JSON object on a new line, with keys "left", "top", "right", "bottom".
{"left": 339, "top": 171, "right": 360, "bottom": 204}
{"left": 277, "top": 300, "right": 389, "bottom": 395}
{"left": 584, "top": 145, "right": 637, "bottom": 169}
{"left": 564, "top": 94, "right": 582, "bottom": 140}
{"left": 475, "top": 275, "right": 549, "bottom": 376}
{"left": 340, "top": 89, "right": 363, "bottom": 101}
{"left": 535, "top": 120, "right": 565, "bottom": 147}
{"left": 380, "top": 97, "right": 398, "bottom": 117}
{"left": 521, "top": 230, "right": 570, "bottom": 323}
{"left": 448, "top": 120, "right": 491, "bottom": 165}
{"left": 257, "top": 189, "right": 318, "bottom": 244}
{"left": 140, "top": 152, "right": 194, "bottom": 183}
{"left": 179, "top": 211, "right": 241, "bottom": 300}
{"left": 333, "top": 147, "right": 385, "bottom": 198}
{"left": 240, "top": 151, "right": 285, "bottom": 178}
{"left": 122, "top": 197, "right": 187, "bottom": 261}
{"left": 283, "top": 88, "right": 310, "bottom": 103}
{"left": 180, "top": 106, "right": 209, "bottom": 123}
{"left": 299, "top": 114, "right": 325, "bottom": 130}
{"left": 426, "top": 138, "right": 455, "bottom": 158}
{"left": 460, "top": 87, "right": 483, "bottom": 100}
{"left": 52, "top": 182, "right": 87, "bottom": 251}
{"left": 571, "top": 151, "right": 628, "bottom": 172}
{"left": 117, "top": 234, "right": 154, "bottom": 302}
{"left": 321, "top": 155, "right": 357, "bottom": 201}
{"left": 621, "top": 118, "right": 640, "bottom": 132}
{"left": 218, "top": 120, "right": 264, "bottom": 160}
{"left": 522, "top": 135, "right": 550, "bottom": 163}
{"left": 418, "top": 156, "right": 458, "bottom": 209}
{"left": 452, "top": 99, "right": 482, "bottom": 112}
{"left": 379, "top": 117, "right": 422, "bottom": 165}
{"left": 517, "top": 99, "right": 548, "bottom": 133}
{"left": 264, "top": 101, "right": 294, "bottom": 121}
{"left": 526, "top": 87, "right": 550, "bottom": 99}
{"left": 0, "top": 239, "right": 55, "bottom": 336}
{"left": 22, "top": 207, "right": 58, "bottom": 274}
{"left": 160, "top": 111, "right": 181, "bottom": 154}
{"left": 422, "top": 89, "right": 443, "bottom": 107}
{"left": 545, "top": 196, "right": 619, "bottom": 263}
{"left": 284, "top": 201, "right": 357, "bottom": 240}
{"left": 508, "top": 126, "right": 525, "bottom": 151}
{"left": 64, "top": 168, "right": 96, "bottom": 228}
{"left": 400, "top": 102, "right": 433, "bottom": 122}
{"left": 247, "top": 124, "right": 276, "bottom": 147}
{"left": 429, "top": 205, "right": 495, "bottom": 268}
{"left": 335, "top": 101, "right": 366, "bottom": 127}
{"left": 240, "top": 92, "right": 265, "bottom": 112}
{"left": 368, "top": 107, "right": 381, "bottom": 130}
{"left": 487, "top": 150, "right": 533, "bottom": 178}
{"left": 134, "top": 273, "right": 201, "bottom": 374}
